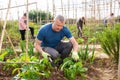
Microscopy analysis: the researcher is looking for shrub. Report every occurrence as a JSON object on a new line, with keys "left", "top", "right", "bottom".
{"left": 97, "top": 23, "right": 120, "bottom": 63}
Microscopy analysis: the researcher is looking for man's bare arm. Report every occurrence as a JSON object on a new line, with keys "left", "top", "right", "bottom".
{"left": 69, "top": 37, "right": 79, "bottom": 52}
{"left": 34, "top": 38, "right": 43, "bottom": 53}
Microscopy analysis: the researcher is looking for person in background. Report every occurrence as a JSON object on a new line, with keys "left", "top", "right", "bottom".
{"left": 107, "top": 13, "right": 115, "bottom": 28}
{"left": 19, "top": 13, "right": 26, "bottom": 40}
{"left": 19, "top": 13, "right": 35, "bottom": 40}
{"left": 103, "top": 17, "right": 108, "bottom": 28}
{"left": 77, "top": 17, "right": 86, "bottom": 37}
{"left": 34, "top": 15, "right": 79, "bottom": 65}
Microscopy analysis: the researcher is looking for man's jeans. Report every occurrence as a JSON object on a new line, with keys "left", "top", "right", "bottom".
{"left": 42, "top": 41, "right": 73, "bottom": 60}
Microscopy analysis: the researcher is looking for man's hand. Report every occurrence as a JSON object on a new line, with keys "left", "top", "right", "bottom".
{"left": 71, "top": 51, "right": 79, "bottom": 61}
{"left": 42, "top": 51, "right": 50, "bottom": 58}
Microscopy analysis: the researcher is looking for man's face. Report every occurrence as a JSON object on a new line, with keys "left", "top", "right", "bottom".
{"left": 52, "top": 19, "right": 64, "bottom": 32}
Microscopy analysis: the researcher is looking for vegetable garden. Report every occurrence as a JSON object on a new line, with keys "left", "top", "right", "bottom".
{"left": 0, "top": 20, "right": 120, "bottom": 80}
{"left": 0, "top": 0, "right": 120, "bottom": 80}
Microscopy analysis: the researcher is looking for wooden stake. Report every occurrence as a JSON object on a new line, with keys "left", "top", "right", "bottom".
{"left": 5, "top": 30, "right": 18, "bottom": 57}
{"left": 118, "top": 1, "right": 120, "bottom": 80}
{"left": 25, "top": 0, "right": 29, "bottom": 62}
{"left": 0, "top": 0, "right": 11, "bottom": 53}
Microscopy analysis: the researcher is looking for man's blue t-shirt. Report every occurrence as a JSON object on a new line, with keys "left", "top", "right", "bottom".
{"left": 37, "top": 23, "right": 72, "bottom": 48}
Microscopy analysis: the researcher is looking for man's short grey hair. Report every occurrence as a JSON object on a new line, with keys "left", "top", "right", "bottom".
{"left": 54, "top": 15, "right": 65, "bottom": 23}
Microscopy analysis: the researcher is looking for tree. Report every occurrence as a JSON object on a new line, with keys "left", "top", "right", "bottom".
{"left": 29, "top": 10, "right": 53, "bottom": 24}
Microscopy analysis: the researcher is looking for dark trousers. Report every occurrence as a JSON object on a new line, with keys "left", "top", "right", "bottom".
{"left": 29, "top": 27, "right": 34, "bottom": 38}
{"left": 20, "top": 30, "right": 26, "bottom": 40}
{"left": 19, "top": 27, "right": 34, "bottom": 40}
{"left": 77, "top": 26, "right": 82, "bottom": 37}
{"left": 42, "top": 41, "right": 73, "bottom": 60}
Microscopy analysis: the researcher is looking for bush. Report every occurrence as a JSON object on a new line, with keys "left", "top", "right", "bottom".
{"left": 97, "top": 23, "right": 120, "bottom": 63}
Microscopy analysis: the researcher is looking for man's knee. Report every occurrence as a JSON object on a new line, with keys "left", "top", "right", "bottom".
{"left": 67, "top": 42, "right": 73, "bottom": 49}
{"left": 52, "top": 52, "right": 60, "bottom": 59}
{"left": 43, "top": 47, "right": 60, "bottom": 59}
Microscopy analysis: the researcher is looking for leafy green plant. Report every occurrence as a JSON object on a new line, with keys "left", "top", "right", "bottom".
{"left": 60, "top": 57, "right": 88, "bottom": 80}
{"left": 20, "top": 41, "right": 34, "bottom": 56}
{"left": 0, "top": 51, "right": 8, "bottom": 61}
{"left": 20, "top": 40, "right": 26, "bottom": 52}
{"left": 88, "top": 37, "right": 96, "bottom": 44}
{"left": 78, "top": 44, "right": 95, "bottom": 64}
{"left": 13, "top": 58, "right": 52, "bottom": 80}
{"left": 28, "top": 42, "right": 34, "bottom": 56}
{"left": 5, "top": 46, "right": 14, "bottom": 55}
{"left": 5, "top": 53, "right": 52, "bottom": 80}
{"left": 77, "top": 38, "right": 84, "bottom": 44}
{"left": 97, "top": 24, "right": 120, "bottom": 63}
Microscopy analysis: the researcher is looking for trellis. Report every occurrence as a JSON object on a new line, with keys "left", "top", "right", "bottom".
{"left": 0, "top": 1, "right": 37, "bottom": 52}
{"left": 0, "top": 0, "right": 37, "bottom": 62}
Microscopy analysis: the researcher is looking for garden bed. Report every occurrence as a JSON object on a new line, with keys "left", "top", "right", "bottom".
{"left": 0, "top": 58, "right": 117, "bottom": 80}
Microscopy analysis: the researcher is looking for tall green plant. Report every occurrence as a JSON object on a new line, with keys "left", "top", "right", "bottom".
{"left": 28, "top": 42, "right": 34, "bottom": 56}
{"left": 78, "top": 44, "right": 95, "bottom": 64}
{"left": 20, "top": 41, "right": 34, "bottom": 56}
{"left": 20, "top": 40, "right": 26, "bottom": 52}
{"left": 97, "top": 24, "right": 120, "bottom": 63}
{"left": 0, "top": 51, "right": 8, "bottom": 61}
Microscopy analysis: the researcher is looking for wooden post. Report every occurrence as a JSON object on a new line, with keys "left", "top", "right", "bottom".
{"left": 103, "top": 0, "right": 106, "bottom": 18}
{"left": 0, "top": 2, "right": 37, "bottom": 10}
{"left": 97, "top": 3, "right": 100, "bottom": 23}
{"left": 93, "top": 0, "right": 95, "bottom": 19}
{"left": 46, "top": 0, "right": 49, "bottom": 23}
{"left": 118, "top": 51, "right": 120, "bottom": 80}
{"left": 0, "top": 0, "right": 11, "bottom": 53}
{"left": 75, "top": 5, "right": 77, "bottom": 22}
{"left": 118, "top": 1, "right": 120, "bottom": 80}
{"left": 85, "top": 0, "right": 87, "bottom": 18}
{"left": 25, "top": 0, "right": 29, "bottom": 62}
{"left": 72, "top": 0, "right": 74, "bottom": 24}
{"left": 61, "top": 0, "right": 63, "bottom": 15}
{"left": 110, "top": 0, "right": 112, "bottom": 14}
{"left": 36, "top": 3, "right": 38, "bottom": 24}
{"left": 114, "top": 0, "right": 115, "bottom": 14}
{"left": 67, "top": 0, "right": 70, "bottom": 24}
{"left": 0, "top": 1, "right": 17, "bottom": 57}
{"left": 52, "top": 0, "right": 55, "bottom": 18}
{"left": 5, "top": 30, "right": 18, "bottom": 57}
{"left": 117, "top": 1, "right": 120, "bottom": 18}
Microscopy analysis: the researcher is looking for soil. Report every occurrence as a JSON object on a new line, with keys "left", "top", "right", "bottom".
{"left": 83, "top": 58, "right": 117, "bottom": 80}
{"left": 0, "top": 58, "right": 118, "bottom": 80}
